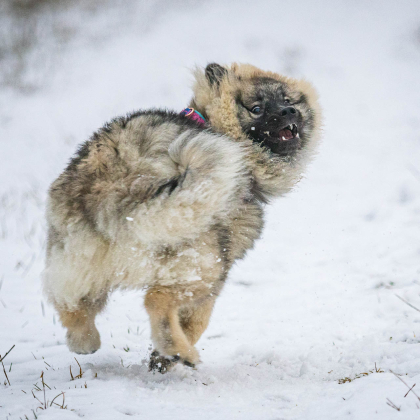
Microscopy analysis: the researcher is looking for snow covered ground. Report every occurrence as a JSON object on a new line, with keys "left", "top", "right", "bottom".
{"left": 1, "top": 0, "right": 420, "bottom": 418}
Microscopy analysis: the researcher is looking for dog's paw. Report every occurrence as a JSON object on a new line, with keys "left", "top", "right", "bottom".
{"left": 66, "top": 327, "right": 101, "bottom": 354}
{"left": 148, "top": 351, "right": 175, "bottom": 373}
{"left": 148, "top": 351, "right": 196, "bottom": 374}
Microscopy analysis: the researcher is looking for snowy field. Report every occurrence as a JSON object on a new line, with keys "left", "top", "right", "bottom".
{"left": 1, "top": 0, "right": 420, "bottom": 418}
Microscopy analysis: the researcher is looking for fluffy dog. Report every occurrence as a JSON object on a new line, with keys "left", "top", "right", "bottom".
{"left": 43, "top": 63, "right": 322, "bottom": 372}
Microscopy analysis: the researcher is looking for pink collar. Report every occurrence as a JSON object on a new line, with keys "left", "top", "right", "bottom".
{"left": 180, "top": 108, "right": 206, "bottom": 127}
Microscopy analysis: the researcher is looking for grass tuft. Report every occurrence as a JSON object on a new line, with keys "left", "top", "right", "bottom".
{"left": 69, "top": 357, "right": 83, "bottom": 381}
{"left": 24, "top": 370, "right": 69, "bottom": 418}
{"left": 338, "top": 363, "right": 384, "bottom": 384}
{"left": 1, "top": 344, "right": 15, "bottom": 386}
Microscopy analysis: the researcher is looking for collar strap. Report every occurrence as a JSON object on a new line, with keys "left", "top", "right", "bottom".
{"left": 180, "top": 107, "right": 206, "bottom": 127}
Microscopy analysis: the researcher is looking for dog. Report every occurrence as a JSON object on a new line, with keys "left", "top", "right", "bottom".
{"left": 43, "top": 63, "right": 322, "bottom": 372}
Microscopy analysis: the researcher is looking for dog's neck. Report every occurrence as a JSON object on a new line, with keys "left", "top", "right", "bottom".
{"left": 180, "top": 107, "right": 206, "bottom": 127}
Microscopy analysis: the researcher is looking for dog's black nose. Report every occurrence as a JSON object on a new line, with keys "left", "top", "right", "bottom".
{"left": 281, "top": 107, "right": 296, "bottom": 116}
{"left": 267, "top": 107, "right": 298, "bottom": 125}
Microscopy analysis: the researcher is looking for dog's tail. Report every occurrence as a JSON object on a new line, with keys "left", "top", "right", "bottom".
{"left": 92, "top": 130, "right": 249, "bottom": 246}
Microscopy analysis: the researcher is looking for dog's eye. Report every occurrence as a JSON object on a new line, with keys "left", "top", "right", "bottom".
{"left": 284, "top": 98, "right": 290, "bottom": 104}
{"left": 251, "top": 105, "right": 262, "bottom": 114}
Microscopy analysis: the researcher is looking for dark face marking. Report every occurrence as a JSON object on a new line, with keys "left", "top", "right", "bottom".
{"left": 237, "top": 77, "right": 313, "bottom": 157}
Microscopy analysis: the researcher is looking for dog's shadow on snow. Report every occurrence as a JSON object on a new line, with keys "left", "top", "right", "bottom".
{"left": 81, "top": 350, "right": 290, "bottom": 388}
{"left": 83, "top": 359, "right": 204, "bottom": 386}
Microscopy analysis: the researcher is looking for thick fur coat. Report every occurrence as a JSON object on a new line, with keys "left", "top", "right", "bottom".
{"left": 43, "top": 63, "right": 322, "bottom": 371}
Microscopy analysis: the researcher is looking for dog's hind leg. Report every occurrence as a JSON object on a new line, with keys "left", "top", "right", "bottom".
{"left": 145, "top": 287, "right": 201, "bottom": 372}
{"left": 179, "top": 297, "right": 216, "bottom": 346}
{"left": 58, "top": 294, "right": 107, "bottom": 355}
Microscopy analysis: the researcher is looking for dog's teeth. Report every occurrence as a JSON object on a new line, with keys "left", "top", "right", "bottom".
{"left": 282, "top": 136, "right": 286, "bottom": 140}
{"left": 296, "top": 133, "right": 300, "bottom": 138}
{"left": 288, "top": 124, "right": 293, "bottom": 130}
{"left": 264, "top": 131, "right": 270, "bottom": 135}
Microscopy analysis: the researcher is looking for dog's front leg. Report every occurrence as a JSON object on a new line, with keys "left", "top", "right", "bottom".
{"left": 144, "top": 287, "right": 200, "bottom": 373}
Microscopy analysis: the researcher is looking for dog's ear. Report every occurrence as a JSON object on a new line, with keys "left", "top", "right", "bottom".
{"left": 205, "top": 63, "right": 228, "bottom": 87}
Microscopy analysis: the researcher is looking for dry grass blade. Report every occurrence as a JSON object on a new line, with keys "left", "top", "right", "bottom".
{"left": 33, "top": 383, "right": 42, "bottom": 391}
{"left": 390, "top": 370, "right": 420, "bottom": 401}
{"left": 70, "top": 357, "right": 83, "bottom": 381}
{"left": 0, "top": 344, "right": 15, "bottom": 363}
{"left": 404, "top": 383, "right": 416, "bottom": 398}
{"left": 395, "top": 294, "right": 420, "bottom": 313}
{"left": 31, "top": 389, "right": 43, "bottom": 408}
{"left": 1, "top": 358, "right": 10, "bottom": 386}
{"left": 40, "top": 371, "right": 47, "bottom": 409}
{"left": 59, "top": 391, "right": 67, "bottom": 409}
{"left": 40, "top": 371, "right": 51, "bottom": 390}
{"left": 0, "top": 345, "right": 15, "bottom": 386}
{"left": 386, "top": 398, "right": 401, "bottom": 411}
{"left": 375, "top": 362, "right": 384, "bottom": 373}
{"left": 50, "top": 391, "right": 66, "bottom": 408}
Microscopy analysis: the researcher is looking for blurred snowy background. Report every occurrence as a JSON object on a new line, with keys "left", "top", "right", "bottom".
{"left": 1, "top": 0, "right": 420, "bottom": 419}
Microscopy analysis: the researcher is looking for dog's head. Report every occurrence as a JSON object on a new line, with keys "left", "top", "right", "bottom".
{"left": 191, "top": 63, "right": 321, "bottom": 158}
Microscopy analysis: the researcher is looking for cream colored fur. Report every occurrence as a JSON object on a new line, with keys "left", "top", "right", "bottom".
{"left": 191, "top": 63, "right": 322, "bottom": 198}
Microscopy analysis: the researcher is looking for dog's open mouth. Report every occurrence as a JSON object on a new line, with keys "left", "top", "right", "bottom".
{"left": 259, "top": 122, "right": 302, "bottom": 155}
{"left": 263, "top": 123, "right": 299, "bottom": 141}
{"left": 277, "top": 123, "right": 298, "bottom": 141}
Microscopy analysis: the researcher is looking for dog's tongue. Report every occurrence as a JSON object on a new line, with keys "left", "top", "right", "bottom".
{"left": 279, "top": 128, "right": 293, "bottom": 141}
